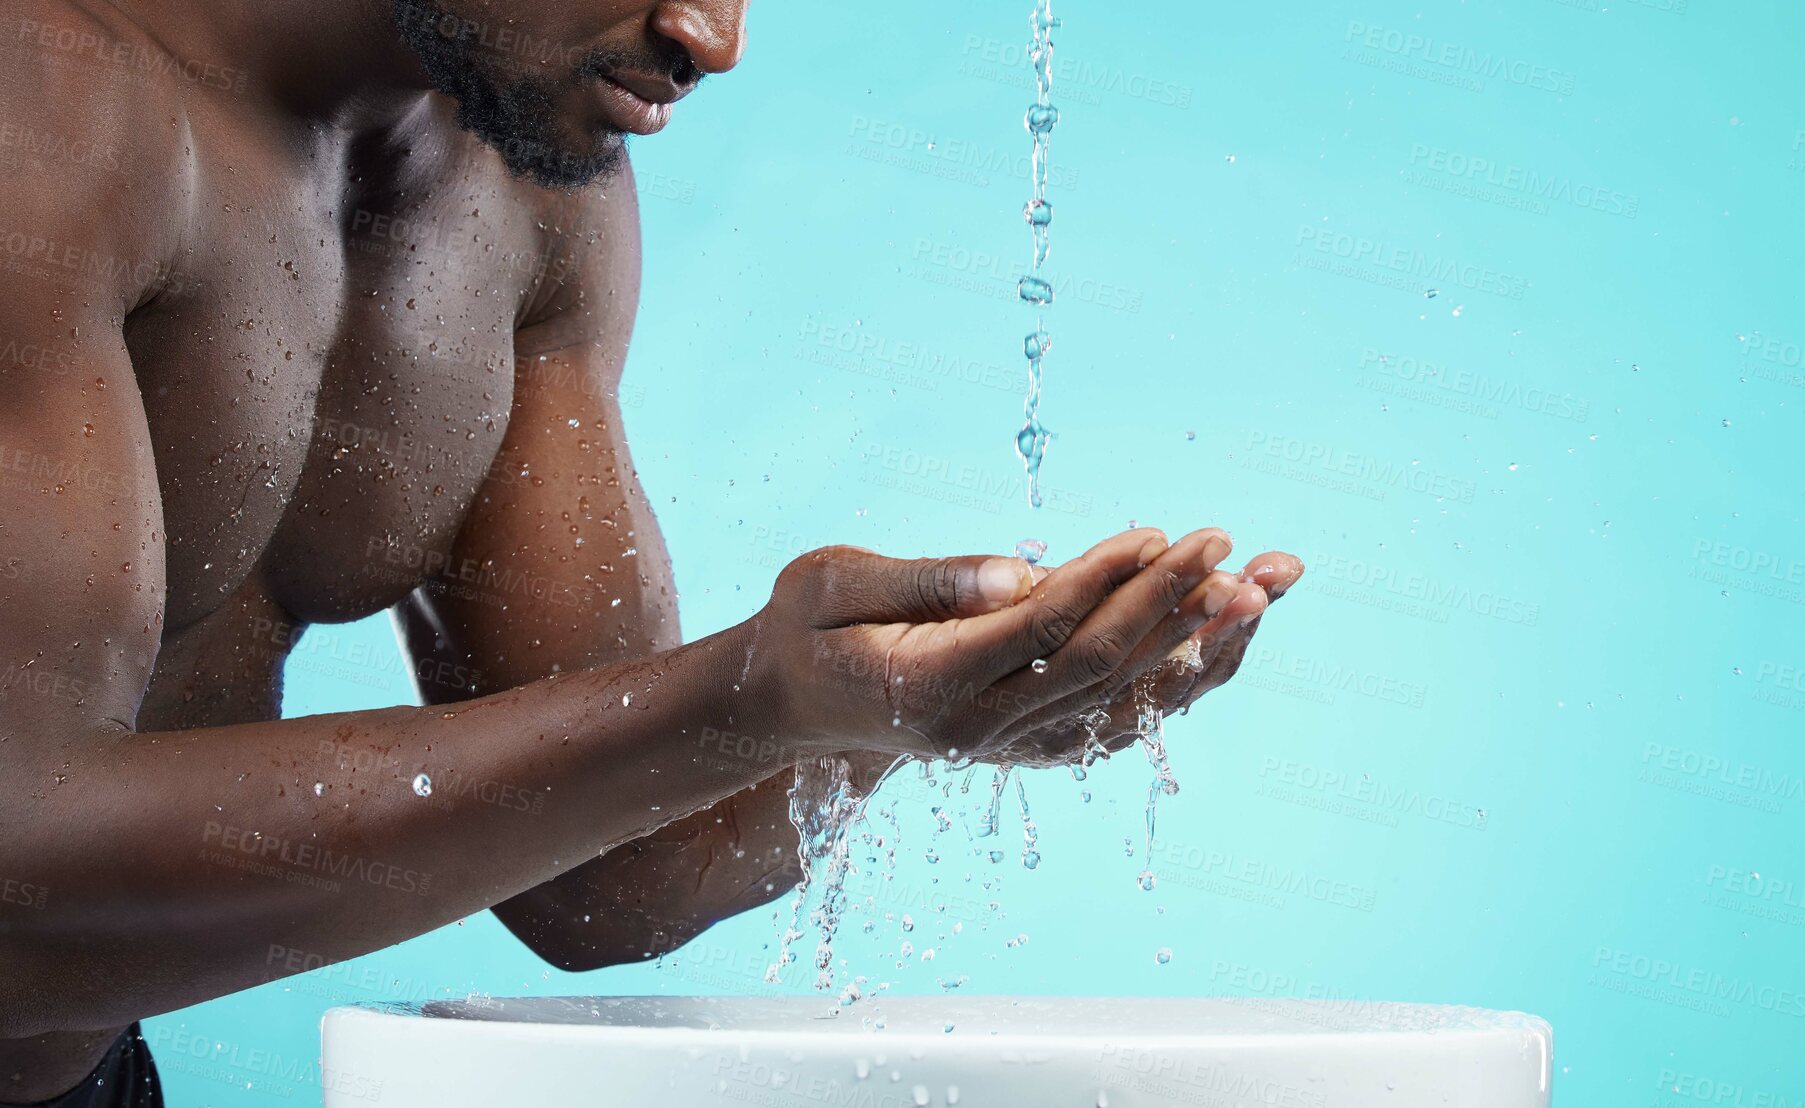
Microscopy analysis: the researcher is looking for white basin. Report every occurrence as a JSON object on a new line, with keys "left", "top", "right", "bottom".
{"left": 321, "top": 995, "right": 1552, "bottom": 1107}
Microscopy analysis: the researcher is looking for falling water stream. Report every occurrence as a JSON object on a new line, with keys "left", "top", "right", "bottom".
{"left": 1014, "top": 0, "right": 1059, "bottom": 509}
{"left": 768, "top": 1, "right": 1198, "bottom": 995}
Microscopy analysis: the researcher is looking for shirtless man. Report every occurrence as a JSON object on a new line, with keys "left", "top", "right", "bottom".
{"left": 0, "top": 1, "right": 1304, "bottom": 1102}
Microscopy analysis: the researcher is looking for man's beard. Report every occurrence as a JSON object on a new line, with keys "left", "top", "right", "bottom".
{"left": 392, "top": 0, "right": 632, "bottom": 190}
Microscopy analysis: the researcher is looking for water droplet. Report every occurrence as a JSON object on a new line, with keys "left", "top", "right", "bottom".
{"left": 1030, "top": 658, "right": 1049, "bottom": 674}
{"left": 412, "top": 773, "right": 433, "bottom": 797}
{"left": 1025, "top": 104, "right": 1060, "bottom": 133}
{"left": 1008, "top": 541, "right": 1049, "bottom": 569}
{"left": 312, "top": 782, "right": 324, "bottom": 797}
{"left": 1423, "top": 288, "right": 1439, "bottom": 299}
{"left": 1018, "top": 276, "right": 1055, "bottom": 305}
{"left": 1155, "top": 947, "right": 1173, "bottom": 965}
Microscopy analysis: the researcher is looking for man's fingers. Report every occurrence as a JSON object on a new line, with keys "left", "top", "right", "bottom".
{"left": 949, "top": 527, "right": 1171, "bottom": 677}
{"left": 795, "top": 545, "right": 1035, "bottom": 627}
{"left": 1238, "top": 551, "right": 1305, "bottom": 600}
{"left": 1146, "top": 578, "right": 1269, "bottom": 703}
{"left": 991, "top": 528, "right": 1232, "bottom": 709}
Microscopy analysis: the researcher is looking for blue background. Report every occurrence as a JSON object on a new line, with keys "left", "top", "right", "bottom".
{"left": 145, "top": 0, "right": 1805, "bottom": 1103}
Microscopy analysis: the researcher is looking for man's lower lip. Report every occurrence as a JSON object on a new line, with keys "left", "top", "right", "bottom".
{"left": 589, "top": 77, "right": 671, "bottom": 136}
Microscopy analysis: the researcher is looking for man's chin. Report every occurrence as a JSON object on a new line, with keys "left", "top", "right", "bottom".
{"left": 489, "top": 129, "right": 628, "bottom": 192}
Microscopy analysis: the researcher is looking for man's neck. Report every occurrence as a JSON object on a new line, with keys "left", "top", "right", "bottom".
{"left": 117, "top": 0, "right": 435, "bottom": 130}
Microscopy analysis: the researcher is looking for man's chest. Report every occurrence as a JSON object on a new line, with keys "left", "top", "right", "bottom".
{"left": 125, "top": 133, "right": 556, "bottom": 631}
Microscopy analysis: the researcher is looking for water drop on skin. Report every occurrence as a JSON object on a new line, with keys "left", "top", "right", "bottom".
{"left": 1030, "top": 659, "right": 1049, "bottom": 674}
{"left": 412, "top": 773, "right": 432, "bottom": 798}
{"left": 1014, "top": 537, "right": 1048, "bottom": 563}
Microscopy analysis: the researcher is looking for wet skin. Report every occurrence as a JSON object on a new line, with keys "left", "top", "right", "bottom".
{"left": 0, "top": 0, "right": 1301, "bottom": 1097}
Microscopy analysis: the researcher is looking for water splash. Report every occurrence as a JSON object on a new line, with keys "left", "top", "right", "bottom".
{"left": 1015, "top": 774, "right": 1041, "bottom": 869}
{"left": 767, "top": 755, "right": 894, "bottom": 989}
{"left": 976, "top": 765, "right": 1012, "bottom": 838}
{"left": 1014, "top": 0, "right": 1060, "bottom": 508}
{"left": 1132, "top": 682, "right": 1181, "bottom": 891}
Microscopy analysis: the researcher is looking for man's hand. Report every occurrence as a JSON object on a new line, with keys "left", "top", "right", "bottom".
{"left": 748, "top": 527, "right": 1285, "bottom": 764}
{"left": 998, "top": 544, "right": 1304, "bottom": 767}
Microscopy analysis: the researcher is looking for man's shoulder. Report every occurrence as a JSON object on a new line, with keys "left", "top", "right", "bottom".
{"left": 0, "top": 0, "right": 194, "bottom": 307}
{"left": 511, "top": 156, "right": 644, "bottom": 347}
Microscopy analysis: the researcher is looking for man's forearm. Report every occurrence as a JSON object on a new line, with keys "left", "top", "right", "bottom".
{"left": 490, "top": 748, "right": 898, "bottom": 972}
{"left": 0, "top": 620, "right": 793, "bottom": 1038}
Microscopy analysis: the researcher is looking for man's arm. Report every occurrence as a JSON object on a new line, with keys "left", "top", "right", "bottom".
{"left": 0, "top": 100, "right": 827, "bottom": 1035}
{"left": 393, "top": 170, "right": 848, "bottom": 971}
